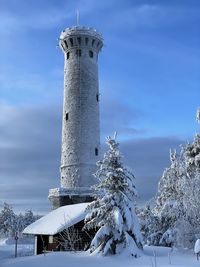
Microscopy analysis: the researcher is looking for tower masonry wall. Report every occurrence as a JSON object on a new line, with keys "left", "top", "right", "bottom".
{"left": 60, "top": 27, "right": 103, "bottom": 193}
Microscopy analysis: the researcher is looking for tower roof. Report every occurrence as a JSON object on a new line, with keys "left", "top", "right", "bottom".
{"left": 60, "top": 26, "right": 103, "bottom": 42}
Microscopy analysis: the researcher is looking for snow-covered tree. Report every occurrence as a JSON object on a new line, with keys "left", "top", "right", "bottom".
{"left": 15, "top": 213, "right": 25, "bottom": 234}
{"left": 0, "top": 203, "right": 40, "bottom": 238}
{"left": 0, "top": 203, "right": 16, "bottom": 237}
{"left": 23, "top": 210, "right": 37, "bottom": 228}
{"left": 138, "top": 203, "right": 162, "bottom": 246}
{"left": 146, "top": 133, "right": 200, "bottom": 248}
{"left": 84, "top": 135, "right": 143, "bottom": 256}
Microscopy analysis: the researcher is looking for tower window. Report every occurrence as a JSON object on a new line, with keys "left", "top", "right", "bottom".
{"left": 95, "top": 148, "right": 98, "bottom": 156}
{"left": 89, "top": 51, "right": 93, "bottom": 58}
{"left": 66, "top": 113, "right": 69, "bottom": 120}
{"left": 67, "top": 52, "right": 70, "bottom": 59}
{"left": 77, "top": 37, "right": 81, "bottom": 45}
{"left": 85, "top": 37, "right": 88, "bottom": 45}
{"left": 96, "top": 94, "right": 99, "bottom": 102}
{"left": 92, "top": 39, "right": 95, "bottom": 47}
{"left": 76, "top": 49, "right": 81, "bottom": 57}
{"left": 64, "top": 40, "right": 68, "bottom": 49}
{"left": 61, "top": 43, "right": 65, "bottom": 50}
{"left": 96, "top": 42, "right": 100, "bottom": 48}
{"left": 69, "top": 38, "right": 73, "bottom": 47}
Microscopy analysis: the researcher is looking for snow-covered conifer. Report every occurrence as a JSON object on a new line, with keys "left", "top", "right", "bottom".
{"left": 23, "top": 210, "right": 36, "bottom": 228}
{"left": 138, "top": 203, "right": 162, "bottom": 246}
{"left": 84, "top": 135, "right": 142, "bottom": 256}
{"left": 0, "top": 203, "right": 16, "bottom": 237}
{"left": 150, "top": 133, "right": 200, "bottom": 248}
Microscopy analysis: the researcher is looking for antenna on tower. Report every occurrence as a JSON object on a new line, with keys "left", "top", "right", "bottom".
{"left": 196, "top": 107, "right": 200, "bottom": 124}
{"left": 76, "top": 10, "right": 80, "bottom": 26}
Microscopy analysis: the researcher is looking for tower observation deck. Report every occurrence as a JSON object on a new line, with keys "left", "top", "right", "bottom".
{"left": 49, "top": 26, "right": 103, "bottom": 209}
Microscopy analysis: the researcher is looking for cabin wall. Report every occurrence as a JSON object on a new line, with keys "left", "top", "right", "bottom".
{"left": 35, "top": 220, "right": 96, "bottom": 254}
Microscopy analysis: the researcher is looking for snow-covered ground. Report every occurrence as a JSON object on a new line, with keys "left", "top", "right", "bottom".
{"left": 0, "top": 241, "right": 199, "bottom": 267}
{"left": 0, "top": 237, "right": 34, "bottom": 261}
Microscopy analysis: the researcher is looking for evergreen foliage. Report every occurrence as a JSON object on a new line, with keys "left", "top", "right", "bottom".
{"left": 84, "top": 135, "right": 143, "bottom": 256}
{"left": 0, "top": 202, "right": 40, "bottom": 237}
{"left": 141, "top": 134, "right": 200, "bottom": 248}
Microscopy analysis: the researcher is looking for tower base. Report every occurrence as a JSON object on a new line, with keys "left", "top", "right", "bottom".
{"left": 48, "top": 187, "right": 94, "bottom": 209}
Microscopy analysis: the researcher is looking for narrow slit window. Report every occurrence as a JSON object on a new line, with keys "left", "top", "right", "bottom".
{"left": 67, "top": 52, "right": 70, "bottom": 59}
{"left": 76, "top": 49, "right": 81, "bottom": 57}
{"left": 77, "top": 37, "right": 81, "bottom": 45}
{"left": 64, "top": 40, "right": 68, "bottom": 48}
{"left": 89, "top": 51, "right": 93, "bottom": 58}
{"left": 61, "top": 44, "right": 65, "bottom": 50}
{"left": 96, "top": 94, "right": 99, "bottom": 102}
{"left": 69, "top": 38, "right": 73, "bottom": 47}
{"left": 95, "top": 148, "right": 98, "bottom": 156}
{"left": 85, "top": 37, "right": 89, "bottom": 45}
{"left": 66, "top": 113, "right": 69, "bottom": 120}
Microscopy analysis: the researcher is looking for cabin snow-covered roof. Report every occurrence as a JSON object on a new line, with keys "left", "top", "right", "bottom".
{"left": 23, "top": 202, "right": 89, "bottom": 235}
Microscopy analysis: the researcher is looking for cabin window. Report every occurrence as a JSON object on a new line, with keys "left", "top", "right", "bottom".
{"left": 66, "top": 113, "right": 69, "bottom": 120}
{"left": 76, "top": 49, "right": 81, "bottom": 57}
{"left": 89, "top": 51, "right": 93, "bottom": 58}
{"left": 49, "top": 236, "right": 53, "bottom": 243}
{"left": 67, "top": 52, "right": 70, "bottom": 59}
{"left": 96, "top": 94, "right": 99, "bottom": 102}
{"left": 95, "top": 148, "right": 98, "bottom": 156}
{"left": 69, "top": 38, "right": 73, "bottom": 47}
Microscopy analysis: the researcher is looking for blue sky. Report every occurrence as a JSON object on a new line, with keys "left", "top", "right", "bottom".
{"left": 0, "top": 0, "right": 200, "bottom": 213}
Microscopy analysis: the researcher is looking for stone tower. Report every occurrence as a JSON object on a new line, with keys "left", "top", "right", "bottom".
{"left": 49, "top": 25, "right": 103, "bottom": 209}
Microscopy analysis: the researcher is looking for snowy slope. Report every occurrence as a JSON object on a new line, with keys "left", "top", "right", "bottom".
{"left": 1, "top": 245, "right": 199, "bottom": 267}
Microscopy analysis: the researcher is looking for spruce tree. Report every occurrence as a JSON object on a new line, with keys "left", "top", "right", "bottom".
{"left": 84, "top": 135, "right": 142, "bottom": 256}
{"left": 149, "top": 133, "right": 200, "bottom": 248}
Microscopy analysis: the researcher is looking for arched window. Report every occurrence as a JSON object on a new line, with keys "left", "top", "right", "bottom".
{"left": 89, "top": 51, "right": 93, "bottom": 58}
{"left": 67, "top": 52, "right": 70, "bottom": 59}
{"left": 66, "top": 113, "right": 69, "bottom": 120}
{"left": 95, "top": 148, "right": 98, "bottom": 156}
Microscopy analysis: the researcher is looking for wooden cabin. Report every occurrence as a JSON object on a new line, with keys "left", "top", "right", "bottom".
{"left": 23, "top": 203, "right": 94, "bottom": 254}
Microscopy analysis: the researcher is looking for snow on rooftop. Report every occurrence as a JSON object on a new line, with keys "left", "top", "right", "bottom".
{"left": 23, "top": 203, "right": 89, "bottom": 235}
